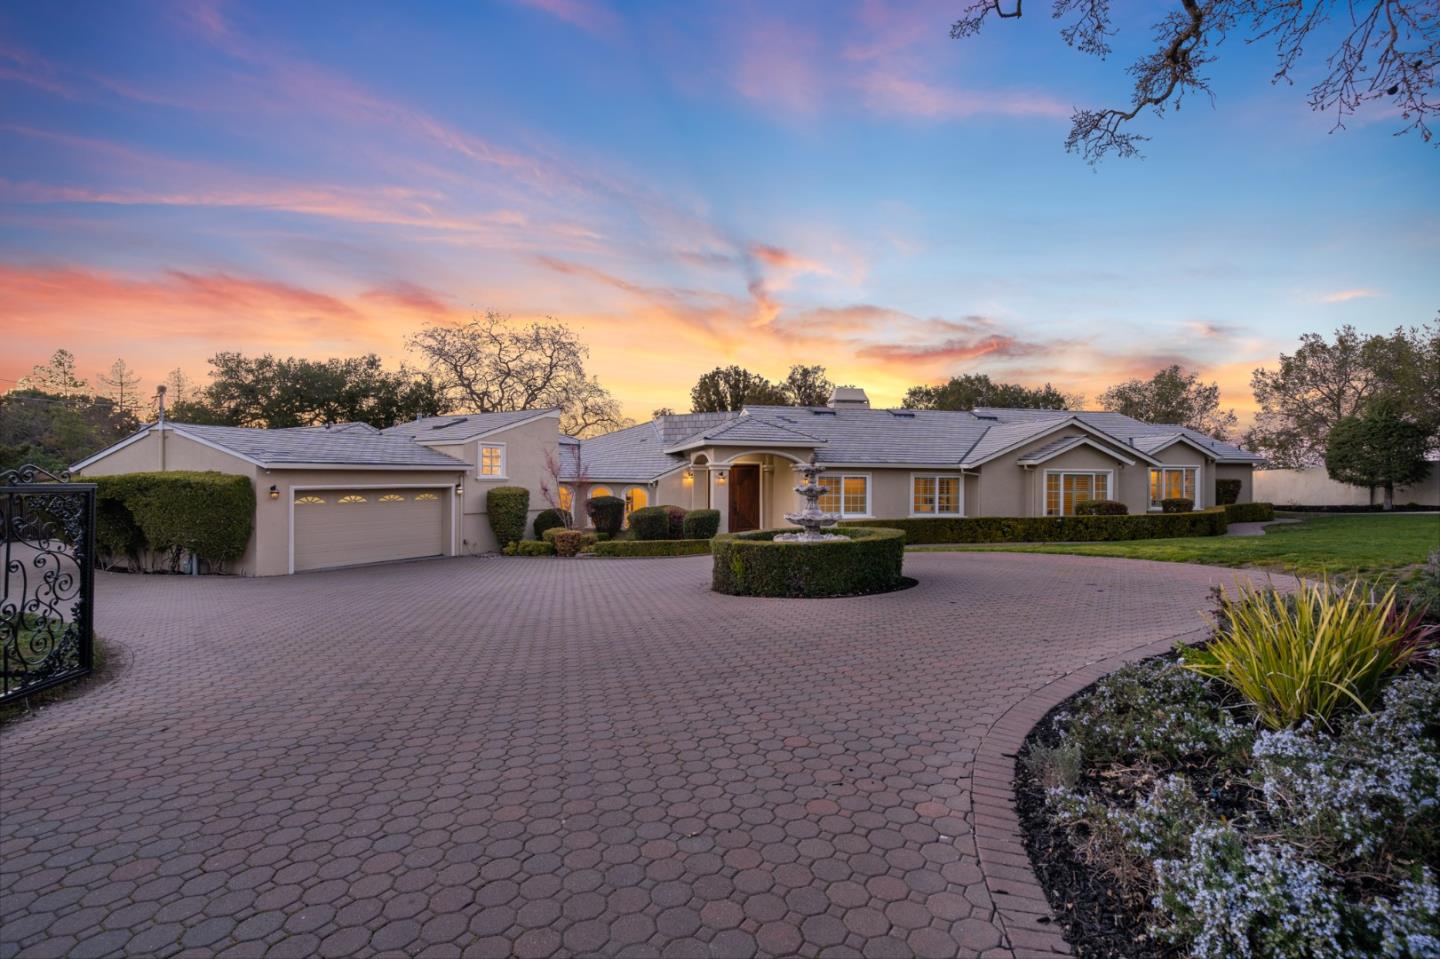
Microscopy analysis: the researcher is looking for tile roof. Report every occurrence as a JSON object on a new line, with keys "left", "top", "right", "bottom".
{"left": 668, "top": 415, "right": 824, "bottom": 449}
{"left": 564, "top": 421, "right": 679, "bottom": 480}
{"left": 971, "top": 408, "right": 1261, "bottom": 462}
{"left": 381, "top": 409, "right": 558, "bottom": 442}
{"left": 654, "top": 412, "right": 739, "bottom": 447}
{"left": 170, "top": 423, "right": 468, "bottom": 469}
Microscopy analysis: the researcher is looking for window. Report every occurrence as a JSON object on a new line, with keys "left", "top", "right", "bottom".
{"left": 479, "top": 444, "right": 505, "bottom": 477}
{"left": 295, "top": 495, "right": 325, "bottom": 505}
{"left": 1044, "top": 471, "right": 1110, "bottom": 516}
{"left": 338, "top": 494, "right": 368, "bottom": 504}
{"left": 816, "top": 474, "right": 869, "bottom": 517}
{"left": 589, "top": 486, "right": 612, "bottom": 499}
{"left": 414, "top": 492, "right": 439, "bottom": 501}
{"left": 378, "top": 494, "right": 405, "bottom": 503}
{"left": 1149, "top": 467, "right": 1198, "bottom": 509}
{"left": 558, "top": 486, "right": 573, "bottom": 511}
{"left": 624, "top": 487, "right": 648, "bottom": 518}
{"left": 912, "top": 475, "right": 962, "bottom": 516}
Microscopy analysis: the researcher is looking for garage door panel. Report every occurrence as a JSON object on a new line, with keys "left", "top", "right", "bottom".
{"left": 294, "top": 489, "right": 446, "bottom": 572}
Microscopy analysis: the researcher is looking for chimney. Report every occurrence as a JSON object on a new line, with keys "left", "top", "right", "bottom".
{"left": 827, "top": 386, "right": 870, "bottom": 410}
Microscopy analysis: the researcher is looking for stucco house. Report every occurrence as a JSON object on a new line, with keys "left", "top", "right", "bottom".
{"left": 73, "top": 387, "right": 1259, "bottom": 575}
{"left": 562, "top": 387, "right": 1260, "bottom": 533}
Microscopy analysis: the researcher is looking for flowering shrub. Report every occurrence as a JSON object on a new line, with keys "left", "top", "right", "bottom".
{"left": 1033, "top": 657, "right": 1440, "bottom": 958}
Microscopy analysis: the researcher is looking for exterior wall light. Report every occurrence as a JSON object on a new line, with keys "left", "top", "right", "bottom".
{"left": 455, "top": 484, "right": 464, "bottom": 496}
{"left": 716, "top": 469, "right": 727, "bottom": 484}
{"left": 683, "top": 468, "right": 694, "bottom": 484}
{"left": 268, "top": 485, "right": 279, "bottom": 500}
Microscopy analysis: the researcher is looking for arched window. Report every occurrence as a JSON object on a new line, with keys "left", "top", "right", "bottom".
{"left": 589, "top": 486, "right": 612, "bottom": 499}
{"left": 624, "top": 487, "right": 648, "bottom": 518}
{"left": 558, "top": 486, "right": 574, "bottom": 511}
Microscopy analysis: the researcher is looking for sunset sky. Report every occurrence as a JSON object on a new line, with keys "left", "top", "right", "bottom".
{"left": 2, "top": 1, "right": 1435, "bottom": 422}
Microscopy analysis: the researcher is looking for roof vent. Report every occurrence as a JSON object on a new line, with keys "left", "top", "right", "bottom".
{"left": 433, "top": 417, "right": 468, "bottom": 430}
{"left": 889, "top": 410, "right": 915, "bottom": 418}
{"left": 827, "top": 386, "right": 870, "bottom": 409}
{"left": 974, "top": 413, "right": 999, "bottom": 421}
{"left": 811, "top": 409, "right": 837, "bottom": 416}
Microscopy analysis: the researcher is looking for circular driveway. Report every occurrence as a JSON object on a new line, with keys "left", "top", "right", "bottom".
{"left": 0, "top": 553, "right": 1269, "bottom": 958}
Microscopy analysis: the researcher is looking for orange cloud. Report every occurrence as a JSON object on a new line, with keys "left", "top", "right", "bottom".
{"left": 360, "top": 282, "right": 452, "bottom": 315}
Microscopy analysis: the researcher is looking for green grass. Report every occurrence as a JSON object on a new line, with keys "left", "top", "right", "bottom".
{"left": 908, "top": 513, "right": 1440, "bottom": 578}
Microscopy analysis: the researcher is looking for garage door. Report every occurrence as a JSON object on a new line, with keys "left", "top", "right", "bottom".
{"left": 293, "top": 488, "right": 447, "bottom": 572}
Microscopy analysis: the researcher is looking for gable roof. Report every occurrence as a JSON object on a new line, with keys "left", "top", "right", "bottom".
{"left": 971, "top": 408, "right": 1261, "bottom": 463}
{"left": 381, "top": 408, "right": 560, "bottom": 443}
{"left": 1014, "top": 434, "right": 1138, "bottom": 467}
{"left": 664, "top": 414, "right": 823, "bottom": 452}
{"left": 74, "top": 422, "right": 469, "bottom": 472}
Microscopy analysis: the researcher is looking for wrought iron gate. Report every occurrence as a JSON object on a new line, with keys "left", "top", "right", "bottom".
{"left": 1, "top": 465, "right": 96, "bottom": 703}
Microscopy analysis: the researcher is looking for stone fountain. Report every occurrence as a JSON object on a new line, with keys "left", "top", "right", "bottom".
{"left": 775, "top": 454, "right": 850, "bottom": 542}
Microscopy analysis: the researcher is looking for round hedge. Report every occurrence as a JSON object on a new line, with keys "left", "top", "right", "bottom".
{"left": 711, "top": 527, "right": 906, "bottom": 598}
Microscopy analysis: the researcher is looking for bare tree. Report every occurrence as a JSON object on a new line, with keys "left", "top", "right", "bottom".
{"left": 98, "top": 359, "right": 143, "bottom": 415}
{"left": 164, "top": 368, "right": 194, "bottom": 403}
{"left": 539, "top": 443, "right": 588, "bottom": 529}
{"left": 23, "top": 349, "right": 88, "bottom": 397}
{"left": 952, "top": 1, "right": 1439, "bottom": 161}
{"left": 409, "top": 312, "right": 630, "bottom": 437}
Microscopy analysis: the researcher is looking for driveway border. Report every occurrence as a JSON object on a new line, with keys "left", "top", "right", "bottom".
{"left": 969, "top": 625, "right": 1208, "bottom": 957}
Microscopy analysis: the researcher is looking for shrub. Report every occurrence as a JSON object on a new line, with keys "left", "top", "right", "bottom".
{"left": 542, "top": 527, "right": 598, "bottom": 550}
{"left": 711, "top": 527, "right": 906, "bottom": 598}
{"left": 504, "top": 539, "right": 555, "bottom": 556}
{"left": 1182, "top": 580, "right": 1436, "bottom": 730}
{"left": 848, "top": 508, "right": 1228, "bottom": 544}
{"left": 586, "top": 495, "right": 625, "bottom": 537}
{"left": 1075, "top": 499, "right": 1128, "bottom": 516}
{"left": 628, "top": 505, "right": 673, "bottom": 541}
{"left": 1215, "top": 478, "right": 1242, "bottom": 506}
{"left": 533, "top": 508, "right": 568, "bottom": 539}
{"left": 550, "top": 530, "right": 589, "bottom": 557}
{"left": 592, "top": 539, "right": 711, "bottom": 558}
{"left": 683, "top": 508, "right": 721, "bottom": 539}
{"left": 1401, "top": 549, "right": 1440, "bottom": 624}
{"left": 1224, "top": 502, "right": 1276, "bottom": 523}
{"left": 93, "top": 471, "right": 253, "bottom": 571}
{"left": 662, "top": 505, "right": 687, "bottom": 538}
{"left": 486, "top": 486, "right": 529, "bottom": 548}
{"left": 1160, "top": 497, "right": 1194, "bottom": 513}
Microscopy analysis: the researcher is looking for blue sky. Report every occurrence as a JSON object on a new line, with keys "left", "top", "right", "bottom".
{"left": 2, "top": 0, "right": 1435, "bottom": 418}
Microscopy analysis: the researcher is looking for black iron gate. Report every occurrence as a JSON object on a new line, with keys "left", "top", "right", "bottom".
{"left": 1, "top": 465, "right": 96, "bottom": 703}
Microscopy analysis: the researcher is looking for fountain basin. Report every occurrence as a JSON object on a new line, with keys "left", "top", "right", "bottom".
{"left": 711, "top": 527, "right": 907, "bottom": 598}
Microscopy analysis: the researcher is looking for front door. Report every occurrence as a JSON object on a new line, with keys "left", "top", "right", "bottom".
{"left": 728, "top": 464, "right": 761, "bottom": 531}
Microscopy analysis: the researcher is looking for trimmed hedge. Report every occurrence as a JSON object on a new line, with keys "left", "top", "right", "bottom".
{"left": 587, "top": 495, "right": 625, "bottom": 537}
{"left": 550, "top": 530, "right": 589, "bottom": 557}
{"left": 1075, "top": 499, "right": 1127, "bottom": 516}
{"left": 592, "top": 539, "right": 712, "bottom": 558}
{"left": 1160, "top": 497, "right": 1195, "bottom": 514}
{"left": 1215, "top": 478, "right": 1242, "bottom": 506}
{"left": 848, "top": 509, "right": 1229, "bottom": 544}
{"left": 683, "top": 509, "right": 721, "bottom": 539}
{"left": 711, "top": 527, "right": 906, "bottom": 598}
{"left": 93, "top": 471, "right": 254, "bottom": 571}
{"left": 486, "top": 486, "right": 530, "bottom": 548}
{"left": 663, "top": 505, "right": 687, "bottom": 539}
{"left": 1224, "top": 501, "right": 1276, "bottom": 523}
{"left": 628, "top": 505, "right": 672, "bottom": 541}
{"left": 533, "top": 508, "right": 568, "bottom": 539}
{"left": 504, "top": 539, "right": 555, "bottom": 556}
{"left": 542, "top": 527, "right": 598, "bottom": 550}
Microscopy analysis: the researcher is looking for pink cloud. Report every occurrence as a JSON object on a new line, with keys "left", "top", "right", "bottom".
{"left": 1318, "top": 288, "right": 1380, "bottom": 303}
{"left": 856, "top": 71, "right": 1069, "bottom": 120}
{"left": 508, "top": 0, "right": 620, "bottom": 38}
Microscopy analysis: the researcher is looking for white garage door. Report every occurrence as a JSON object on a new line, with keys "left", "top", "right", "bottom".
{"left": 293, "top": 488, "right": 447, "bottom": 572}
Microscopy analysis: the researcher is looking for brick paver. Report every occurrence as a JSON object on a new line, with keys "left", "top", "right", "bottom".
{"left": 0, "top": 553, "right": 1272, "bottom": 958}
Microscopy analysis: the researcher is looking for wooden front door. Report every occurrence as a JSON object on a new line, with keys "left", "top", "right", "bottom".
{"left": 728, "top": 464, "right": 761, "bottom": 532}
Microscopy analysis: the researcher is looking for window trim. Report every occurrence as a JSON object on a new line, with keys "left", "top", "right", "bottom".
{"left": 909, "top": 473, "right": 965, "bottom": 518}
{"left": 622, "top": 485, "right": 649, "bottom": 524}
{"left": 1042, "top": 469, "right": 1115, "bottom": 517}
{"left": 811, "top": 472, "right": 873, "bottom": 519}
{"left": 476, "top": 441, "right": 507, "bottom": 480}
{"left": 1147, "top": 464, "right": 1203, "bottom": 510}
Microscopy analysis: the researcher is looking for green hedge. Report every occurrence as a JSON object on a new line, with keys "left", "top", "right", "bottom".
{"left": 486, "top": 486, "right": 530, "bottom": 548}
{"left": 1224, "top": 502, "right": 1276, "bottom": 523}
{"left": 503, "top": 539, "right": 555, "bottom": 556}
{"left": 587, "top": 495, "right": 625, "bottom": 537}
{"left": 533, "top": 508, "right": 568, "bottom": 539}
{"left": 1075, "top": 499, "right": 1127, "bottom": 516}
{"left": 94, "top": 471, "right": 254, "bottom": 570}
{"left": 683, "top": 509, "right": 721, "bottom": 539}
{"left": 542, "top": 527, "right": 598, "bottom": 549}
{"left": 628, "top": 505, "right": 672, "bottom": 541}
{"left": 592, "top": 538, "right": 712, "bottom": 558}
{"left": 847, "top": 509, "right": 1228, "bottom": 544}
{"left": 711, "top": 527, "right": 906, "bottom": 598}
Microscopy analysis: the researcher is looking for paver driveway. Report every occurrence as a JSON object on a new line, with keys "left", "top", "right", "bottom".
{"left": 0, "top": 553, "right": 1271, "bottom": 958}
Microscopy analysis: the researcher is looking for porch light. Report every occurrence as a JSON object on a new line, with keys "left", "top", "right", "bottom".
{"left": 268, "top": 485, "right": 279, "bottom": 500}
{"left": 716, "top": 469, "right": 727, "bottom": 484}
{"left": 683, "top": 469, "right": 694, "bottom": 484}
{"left": 455, "top": 484, "right": 464, "bottom": 496}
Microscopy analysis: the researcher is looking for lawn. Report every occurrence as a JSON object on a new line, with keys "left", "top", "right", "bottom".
{"left": 909, "top": 513, "right": 1440, "bottom": 578}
